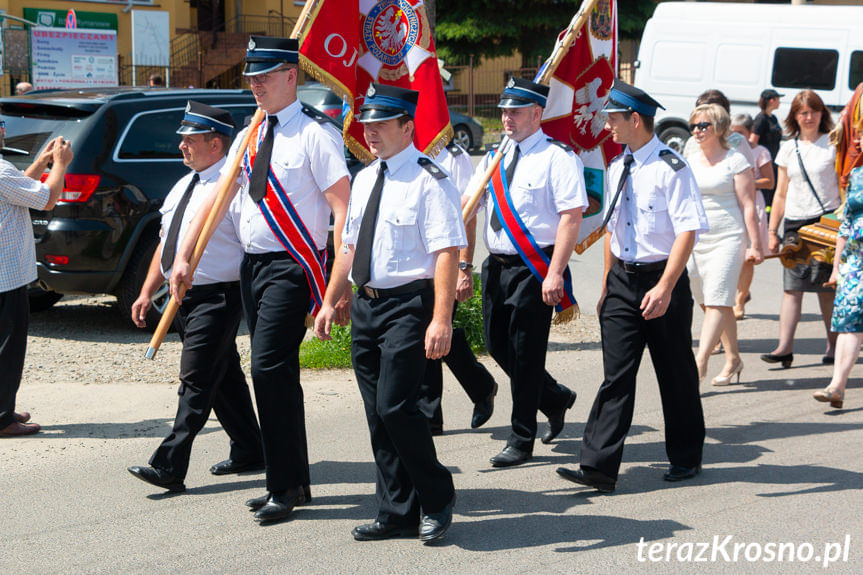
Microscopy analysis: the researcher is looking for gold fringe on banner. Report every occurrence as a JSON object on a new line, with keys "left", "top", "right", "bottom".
{"left": 305, "top": 314, "right": 316, "bottom": 329}
{"left": 425, "top": 124, "right": 454, "bottom": 158}
{"left": 553, "top": 303, "right": 580, "bottom": 325}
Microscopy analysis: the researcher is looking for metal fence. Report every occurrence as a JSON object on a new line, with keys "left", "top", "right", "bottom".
{"left": 445, "top": 39, "right": 640, "bottom": 118}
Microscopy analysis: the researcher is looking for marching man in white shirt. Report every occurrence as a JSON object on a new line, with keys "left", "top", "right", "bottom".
{"left": 128, "top": 101, "right": 263, "bottom": 493}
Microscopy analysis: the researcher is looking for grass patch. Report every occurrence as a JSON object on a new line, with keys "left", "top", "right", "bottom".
{"left": 299, "top": 275, "right": 487, "bottom": 369}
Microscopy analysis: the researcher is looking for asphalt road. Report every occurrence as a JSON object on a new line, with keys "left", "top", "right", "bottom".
{"left": 3, "top": 228, "right": 862, "bottom": 573}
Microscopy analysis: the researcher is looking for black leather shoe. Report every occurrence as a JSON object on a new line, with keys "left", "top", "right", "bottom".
{"left": 556, "top": 466, "right": 615, "bottom": 493}
{"left": 128, "top": 465, "right": 186, "bottom": 493}
{"left": 253, "top": 487, "right": 306, "bottom": 523}
{"left": 471, "top": 382, "right": 498, "bottom": 429}
{"left": 352, "top": 521, "right": 419, "bottom": 541}
{"left": 760, "top": 352, "right": 793, "bottom": 368}
{"left": 209, "top": 458, "right": 265, "bottom": 476}
{"left": 430, "top": 423, "right": 444, "bottom": 437}
{"left": 663, "top": 464, "right": 702, "bottom": 482}
{"left": 541, "top": 390, "right": 577, "bottom": 444}
{"left": 419, "top": 495, "right": 455, "bottom": 542}
{"left": 246, "top": 485, "right": 312, "bottom": 511}
{"left": 490, "top": 445, "right": 531, "bottom": 467}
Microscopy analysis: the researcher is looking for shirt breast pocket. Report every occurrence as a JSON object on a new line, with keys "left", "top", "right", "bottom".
{"left": 636, "top": 191, "right": 669, "bottom": 234}
{"left": 383, "top": 207, "right": 419, "bottom": 270}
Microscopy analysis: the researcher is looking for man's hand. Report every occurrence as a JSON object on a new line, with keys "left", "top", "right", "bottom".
{"left": 52, "top": 138, "right": 73, "bottom": 166}
{"left": 542, "top": 272, "right": 565, "bottom": 307}
{"left": 640, "top": 283, "right": 672, "bottom": 320}
{"left": 314, "top": 303, "right": 337, "bottom": 341}
{"left": 456, "top": 269, "right": 474, "bottom": 302}
{"left": 333, "top": 287, "right": 353, "bottom": 326}
{"left": 130, "top": 294, "right": 152, "bottom": 328}
{"left": 169, "top": 259, "right": 194, "bottom": 301}
{"left": 425, "top": 318, "right": 452, "bottom": 360}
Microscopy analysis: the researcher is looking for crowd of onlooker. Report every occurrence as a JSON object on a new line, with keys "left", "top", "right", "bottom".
{"left": 682, "top": 83, "right": 863, "bottom": 410}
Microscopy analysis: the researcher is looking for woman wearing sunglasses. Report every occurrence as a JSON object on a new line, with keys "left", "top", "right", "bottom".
{"left": 685, "top": 104, "right": 763, "bottom": 385}
{"left": 763, "top": 90, "right": 840, "bottom": 368}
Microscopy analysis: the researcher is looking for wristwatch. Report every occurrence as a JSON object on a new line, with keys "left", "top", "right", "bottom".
{"left": 458, "top": 261, "right": 473, "bottom": 271}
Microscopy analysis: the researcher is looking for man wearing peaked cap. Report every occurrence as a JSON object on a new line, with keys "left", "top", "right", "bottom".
{"left": 128, "top": 101, "right": 264, "bottom": 494}
{"left": 463, "top": 77, "right": 587, "bottom": 468}
{"left": 170, "top": 39, "right": 352, "bottom": 525}
{"left": 557, "top": 80, "right": 709, "bottom": 493}
{"left": 316, "top": 83, "right": 465, "bottom": 542}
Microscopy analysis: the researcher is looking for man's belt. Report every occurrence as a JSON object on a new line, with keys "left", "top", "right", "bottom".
{"left": 490, "top": 245, "right": 555, "bottom": 266}
{"left": 361, "top": 279, "right": 432, "bottom": 300}
{"left": 619, "top": 260, "right": 667, "bottom": 274}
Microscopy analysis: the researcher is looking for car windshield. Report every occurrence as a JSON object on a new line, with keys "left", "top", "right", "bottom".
{"left": 2, "top": 113, "right": 91, "bottom": 170}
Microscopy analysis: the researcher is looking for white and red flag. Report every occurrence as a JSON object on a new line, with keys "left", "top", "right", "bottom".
{"left": 298, "top": 0, "right": 452, "bottom": 162}
{"left": 541, "top": 0, "right": 621, "bottom": 253}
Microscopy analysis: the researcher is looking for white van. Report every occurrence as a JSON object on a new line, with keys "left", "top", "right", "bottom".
{"left": 634, "top": 2, "right": 863, "bottom": 151}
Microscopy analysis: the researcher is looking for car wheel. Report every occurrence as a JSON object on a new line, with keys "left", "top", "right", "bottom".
{"left": 658, "top": 125, "right": 691, "bottom": 153}
{"left": 27, "top": 286, "right": 63, "bottom": 312}
{"left": 452, "top": 125, "right": 474, "bottom": 151}
{"left": 115, "top": 232, "right": 172, "bottom": 332}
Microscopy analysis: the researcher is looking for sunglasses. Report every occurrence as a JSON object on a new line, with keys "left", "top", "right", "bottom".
{"left": 246, "top": 67, "right": 288, "bottom": 85}
{"left": 689, "top": 121, "right": 711, "bottom": 132}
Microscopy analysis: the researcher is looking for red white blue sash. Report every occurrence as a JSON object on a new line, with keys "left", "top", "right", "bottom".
{"left": 243, "top": 119, "right": 327, "bottom": 316}
{"left": 487, "top": 149, "right": 577, "bottom": 314}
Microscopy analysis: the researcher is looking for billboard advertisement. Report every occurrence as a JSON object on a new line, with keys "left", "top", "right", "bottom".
{"left": 31, "top": 28, "right": 118, "bottom": 90}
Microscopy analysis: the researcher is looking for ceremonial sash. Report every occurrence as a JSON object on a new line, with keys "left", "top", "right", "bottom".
{"left": 243, "top": 121, "right": 328, "bottom": 316}
{"left": 487, "top": 150, "right": 578, "bottom": 315}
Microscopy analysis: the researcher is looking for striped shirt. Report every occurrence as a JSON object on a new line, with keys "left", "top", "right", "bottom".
{"left": 0, "top": 158, "right": 50, "bottom": 292}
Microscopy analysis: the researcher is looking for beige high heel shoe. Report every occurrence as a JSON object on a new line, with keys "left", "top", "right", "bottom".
{"left": 813, "top": 387, "right": 844, "bottom": 409}
{"left": 712, "top": 360, "right": 743, "bottom": 386}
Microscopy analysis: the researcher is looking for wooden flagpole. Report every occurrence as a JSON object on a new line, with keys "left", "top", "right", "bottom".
{"left": 461, "top": 0, "right": 602, "bottom": 224}
{"left": 145, "top": 108, "right": 266, "bottom": 359}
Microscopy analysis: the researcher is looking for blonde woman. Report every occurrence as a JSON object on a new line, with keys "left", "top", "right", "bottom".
{"left": 686, "top": 104, "right": 763, "bottom": 385}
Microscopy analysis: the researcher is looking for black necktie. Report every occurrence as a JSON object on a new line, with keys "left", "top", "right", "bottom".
{"left": 600, "top": 154, "right": 635, "bottom": 232}
{"left": 352, "top": 161, "right": 387, "bottom": 288}
{"left": 249, "top": 118, "right": 276, "bottom": 202}
{"left": 161, "top": 173, "right": 200, "bottom": 272}
{"left": 491, "top": 144, "right": 520, "bottom": 232}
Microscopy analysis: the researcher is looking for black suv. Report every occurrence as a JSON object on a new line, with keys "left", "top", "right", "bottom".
{"left": 1, "top": 88, "right": 259, "bottom": 327}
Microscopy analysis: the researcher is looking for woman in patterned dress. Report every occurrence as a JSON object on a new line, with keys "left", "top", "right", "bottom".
{"left": 816, "top": 164, "right": 863, "bottom": 408}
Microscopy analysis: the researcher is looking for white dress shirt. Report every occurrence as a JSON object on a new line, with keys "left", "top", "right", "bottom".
{"left": 606, "top": 135, "right": 709, "bottom": 263}
{"left": 465, "top": 129, "right": 588, "bottom": 255}
{"left": 223, "top": 99, "right": 350, "bottom": 253}
{"left": 774, "top": 134, "right": 840, "bottom": 221}
{"left": 435, "top": 143, "right": 474, "bottom": 194}
{"left": 0, "top": 158, "right": 50, "bottom": 293}
{"left": 343, "top": 144, "right": 467, "bottom": 289}
{"left": 160, "top": 157, "right": 243, "bottom": 285}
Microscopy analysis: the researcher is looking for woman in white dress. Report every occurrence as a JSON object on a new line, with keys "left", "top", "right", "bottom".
{"left": 762, "top": 90, "right": 840, "bottom": 368}
{"left": 686, "top": 104, "right": 763, "bottom": 385}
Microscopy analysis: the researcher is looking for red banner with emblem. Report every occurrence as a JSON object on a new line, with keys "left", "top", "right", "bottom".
{"left": 541, "top": 0, "right": 621, "bottom": 253}
{"left": 298, "top": 0, "right": 452, "bottom": 163}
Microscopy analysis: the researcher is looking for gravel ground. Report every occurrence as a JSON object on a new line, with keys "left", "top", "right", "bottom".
{"left": 23, "top": 293, "right": 602, "bottom": 387}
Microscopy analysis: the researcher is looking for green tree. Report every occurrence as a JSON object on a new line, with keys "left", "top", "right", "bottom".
{"left": 435, "top": 0, "right": 656, "bottom": 66}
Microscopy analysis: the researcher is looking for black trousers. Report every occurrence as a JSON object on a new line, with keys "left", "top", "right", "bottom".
{"left": 481, "top": 257, "right": 575, "bottom": 451}
{"left": 0, "top": 286, "right": 28, "bottom": 429}
{"left": 149, "top": 282, "right": 262, "bottom": 479}
{"left": 420, "top": 301, "right": 497, "bottom": 428}
{"left": 580, "top": 263, "right": 705, "bottom": 480}
{"left": 351, "top": 287, "right": 455, "bottom": 526}
{"left": 241, "top": 252, "right": 311, "bottom": 493}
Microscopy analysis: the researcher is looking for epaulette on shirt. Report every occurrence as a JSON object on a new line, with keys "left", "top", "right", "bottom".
{"left": 301, "top": 105, "right": 333, "bottom": 125}
{"left": 417, "top": 157, "right": 447, "bottom": 180}
{"left": 547, "top": 138, "right": 574, "bottom": 153}
{"left": 446, "top": 142, "right": 464, "bottom": 156}
{"left": 658, "top": 149, "right": 686, "bottom": 172}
